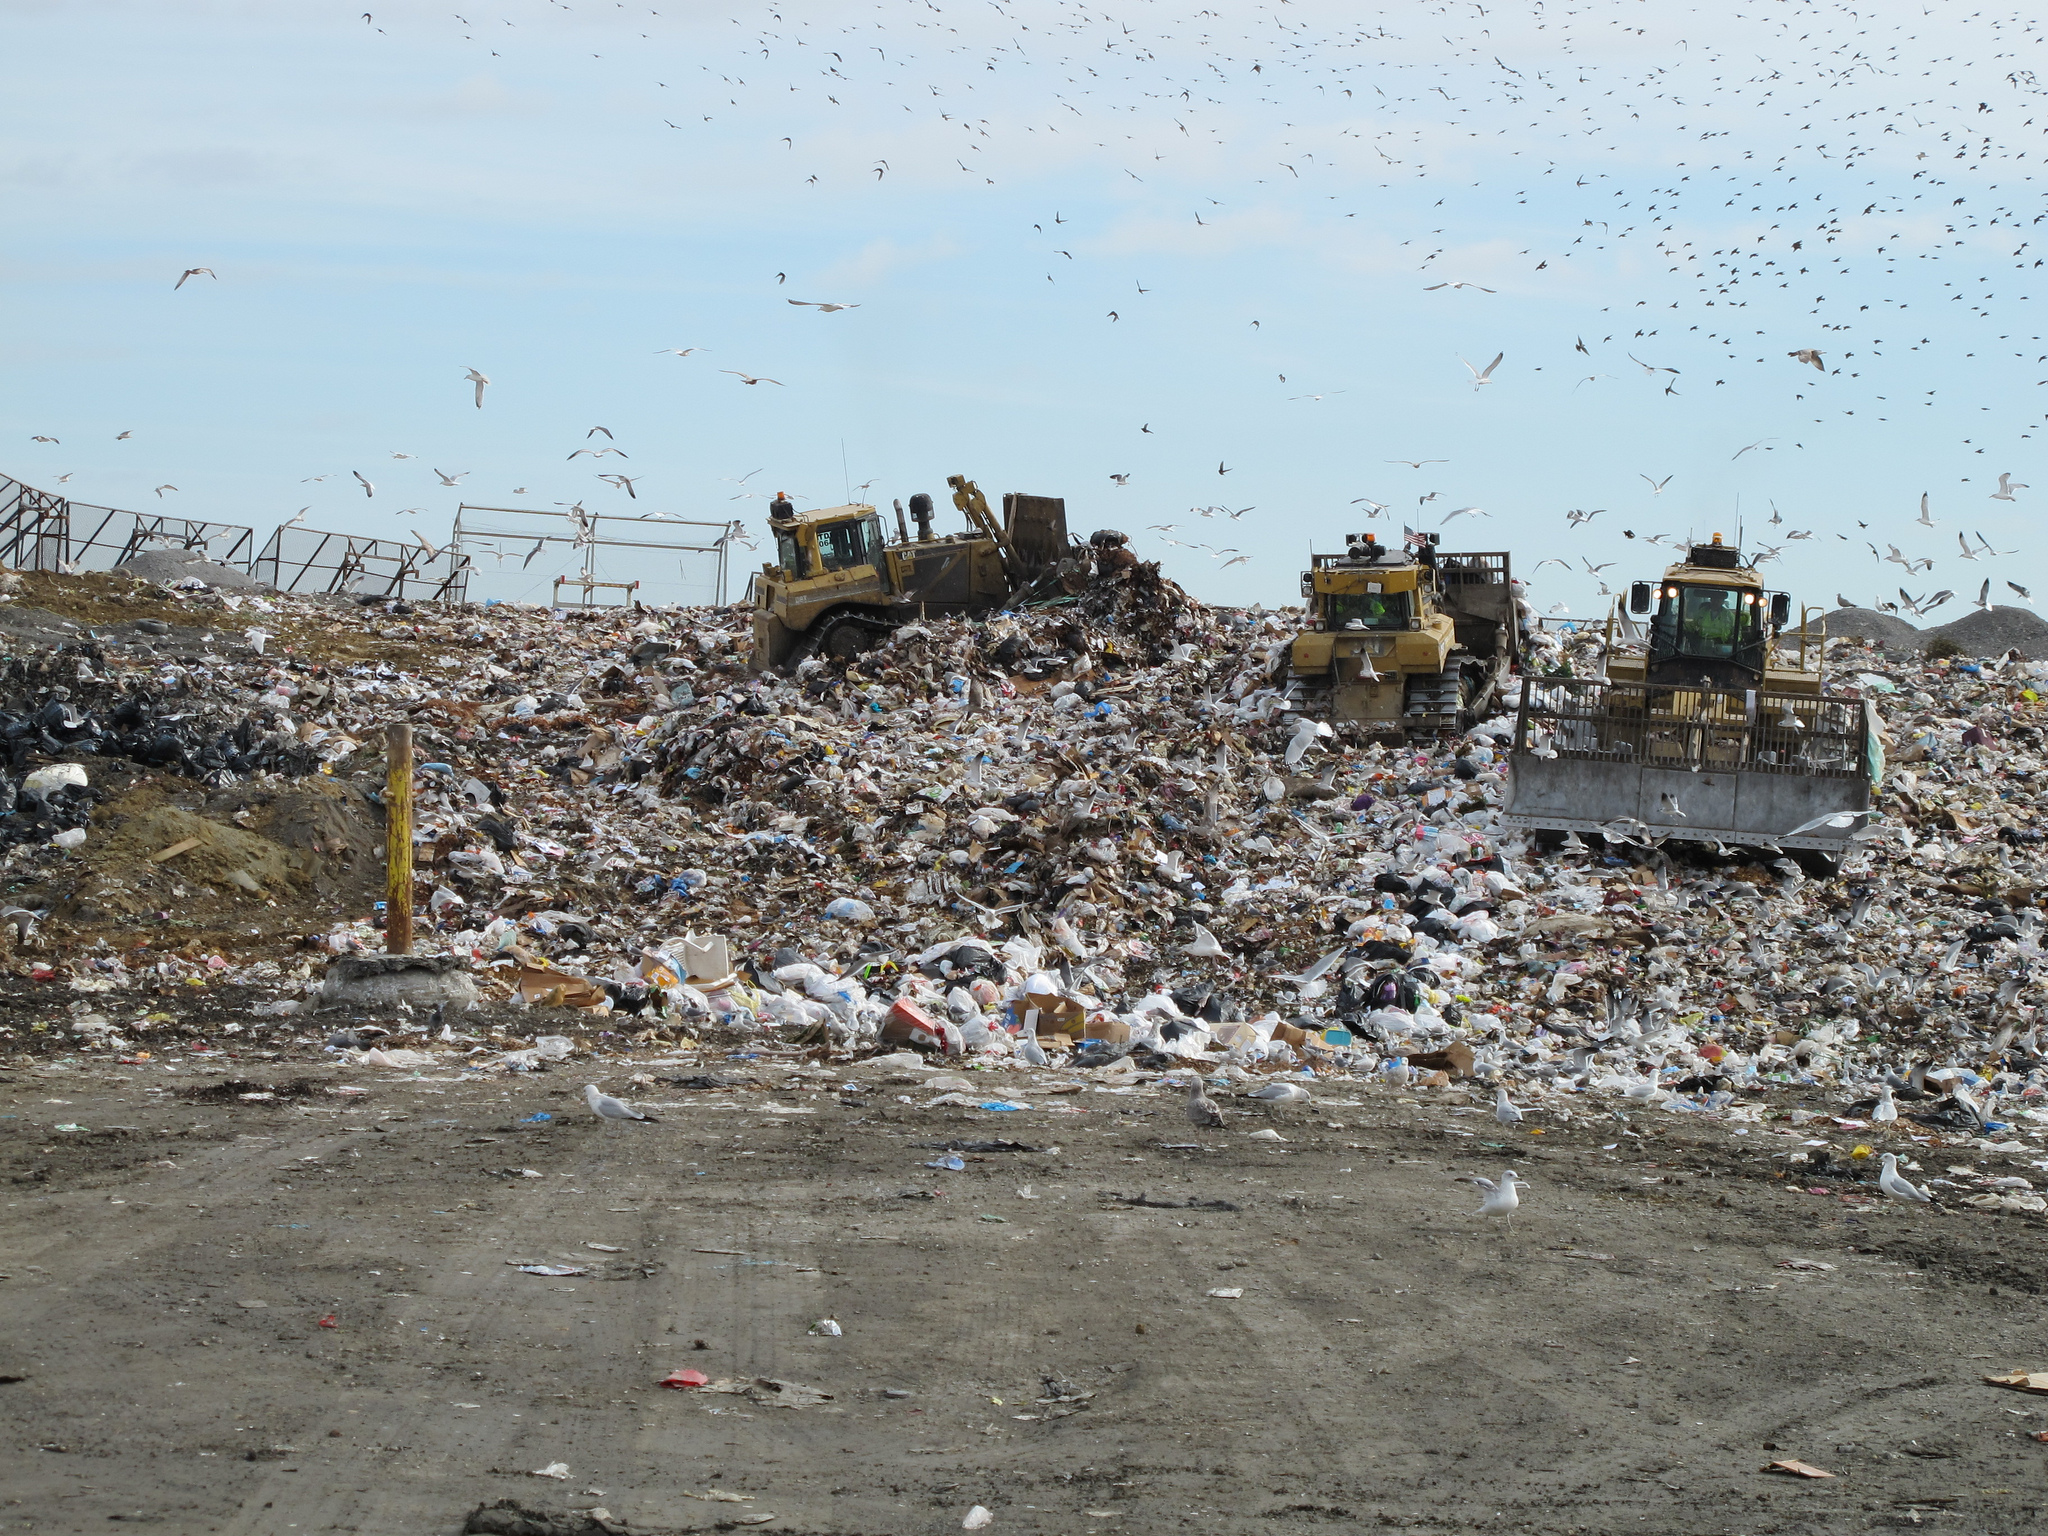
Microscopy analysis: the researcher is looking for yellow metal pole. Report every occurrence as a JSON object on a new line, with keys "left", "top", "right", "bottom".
{"left": 385, "top": 722, "right": 414, "bottom": 955}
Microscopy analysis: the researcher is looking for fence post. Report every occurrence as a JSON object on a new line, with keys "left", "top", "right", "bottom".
{"left": 385, "top": 723, "right": 414, "bottom": 954}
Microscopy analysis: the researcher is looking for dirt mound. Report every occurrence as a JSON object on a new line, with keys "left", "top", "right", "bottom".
{"left": 1924, "top": 605, "right": 2048, "bottom": 659}
{"left": 39, "top": 773, "right": 384, "bottom": 935}
{"left": 1822, "top": 606, "right": 1923, "bottom": 648}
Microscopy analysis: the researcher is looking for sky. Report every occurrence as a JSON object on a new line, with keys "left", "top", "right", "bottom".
{"left": 4, "top": 0, "right": 2047, "bottom": 619}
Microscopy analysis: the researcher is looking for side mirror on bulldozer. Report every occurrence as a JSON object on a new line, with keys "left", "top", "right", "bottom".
{"left": 1769, "top": 592, "right": 1791, "bottom": 628}
{"left": 1629, "top": 581, "right": 1652, "bottom": 614}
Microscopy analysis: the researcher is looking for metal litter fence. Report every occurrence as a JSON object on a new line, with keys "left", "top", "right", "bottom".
{"left": 451, "top": 503, "right": 740, "bottom": 609}
{"left": 3, "top": 471, "right": 748, "bottom": 610}
{"left": 0, "top": 471, "right": 255, "bottom": 574}
{"left": 1513, "top": 677, "right": 1867, "bottom": 779}
{"left": 251, "top": 525, "right": 472, "bottom": 602}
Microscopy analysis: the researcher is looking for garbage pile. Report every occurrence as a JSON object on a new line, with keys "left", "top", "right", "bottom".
{"left": 0, "top": 560, "right": 2045, "bottom": 1213}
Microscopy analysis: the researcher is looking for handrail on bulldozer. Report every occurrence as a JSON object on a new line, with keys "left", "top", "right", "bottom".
{"left": 1793, "top": 604, "right": 1828, "bottom": 681}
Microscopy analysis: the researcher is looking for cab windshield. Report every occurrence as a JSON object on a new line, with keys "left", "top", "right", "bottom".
{"left": 1652, "top": 583, "right": 1762, "bottom": 661}
{"left": 816, "top": 516, "right": 883, "bottom": 573}
{"left": 1324, "top": 590, "right": 1412, "bottom": 630}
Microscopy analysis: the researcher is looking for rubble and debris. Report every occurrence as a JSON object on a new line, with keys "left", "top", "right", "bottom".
{"left": 0, "top": 549, "right": 2041, "bottom": 1258}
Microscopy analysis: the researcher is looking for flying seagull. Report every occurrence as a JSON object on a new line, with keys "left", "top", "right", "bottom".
{"left": 1425, "top": 281, "right": 1495, "bottom": 292}
{"left": 787, "top": 299, "right": 860, "bottom": 312}
{"left": 1788, "top": 348, "right": 1824, "bottom": 371}
{"left": 352, "top": 470, "right": 374, "bottom": 498}
{"left": 464, "top": 368, "right": 489, "bottom": 408}
{"left": 174, "top": 267, "right": 216, "bottom": 289}
{"left": 1992, "top": 472, "right": 2028, "bottom": 501}
{"left": 721, "top": 371, "right": 784, "bottom": 386}
{"left": 1460, "top": 352, "right": 1504, "bottom": 389}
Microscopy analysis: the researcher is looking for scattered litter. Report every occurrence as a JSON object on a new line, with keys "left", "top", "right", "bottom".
{"left": 695, "top": 1377, "right": 835, "bottom": 1410}
{"left": 1985, "top": 1370, "right": 2048, "bottom": 1395}
{"left": 1763, "top": 1459, "right": 1835, "bottom": 1479}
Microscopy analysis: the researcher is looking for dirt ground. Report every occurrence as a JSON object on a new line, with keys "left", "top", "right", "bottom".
{"left": 2, "top": 1045, "right": 2044, "bottom": 1536}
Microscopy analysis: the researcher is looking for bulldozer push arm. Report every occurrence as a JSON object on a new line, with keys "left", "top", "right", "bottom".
{"left": 947, "top": 475, "right": 1018, "bottom": 576}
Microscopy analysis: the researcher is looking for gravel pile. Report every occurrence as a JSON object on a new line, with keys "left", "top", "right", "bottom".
{"left": 1924, "top": 606, "right": 2048, "bottom": 660}
{"left": 1821, "top": 606, "right": 1924, "bottom": 649}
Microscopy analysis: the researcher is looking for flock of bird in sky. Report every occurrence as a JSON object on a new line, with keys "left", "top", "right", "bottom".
{"left": 15, "top": 0, "right": 2048, "bottom": 611}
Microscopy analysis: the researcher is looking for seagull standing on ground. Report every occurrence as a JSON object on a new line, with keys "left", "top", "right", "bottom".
{"left": 1877, "top": 1152, "right": 1932, "bottom": 1204}
{"left": 1463, "top": 1169, "right": 1524, "bottom": 1231}
{"left": 1494, "top": 1086, "right": 1524, "bottom": 1126}
{"left": 1245, "top": 1081, "right": 1310, "bottom": 1105}
{"left": 1184, "top": 1076, "right": 1225, "bottom": 1128}
{"left": 583, "top": 1083, "right": 659, "bottom": 1128}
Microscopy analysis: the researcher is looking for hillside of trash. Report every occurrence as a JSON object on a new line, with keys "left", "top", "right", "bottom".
{"left": 0, "top": 556, "right": 2045, "bottom": 1222}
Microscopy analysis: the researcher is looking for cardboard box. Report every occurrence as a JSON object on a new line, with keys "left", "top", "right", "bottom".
{"left": 1406, "top": 1040, "right": 1476, "bottom": 1078}
{"left": 1021, "top": 991, "right": 1085, "bottom": 1036}
{"left": 514, "top": 964, "right": 607, "bottom": 1010}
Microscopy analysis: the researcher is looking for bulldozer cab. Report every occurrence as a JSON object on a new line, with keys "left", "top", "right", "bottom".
{"left": 1627, "top": 536, "right": 1792, "bottom": 690}
{"left": 770, "top": 506, "right": 887, "bottom": 582}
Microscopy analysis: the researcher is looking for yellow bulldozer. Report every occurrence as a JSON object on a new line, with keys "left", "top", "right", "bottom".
{"left": 1282, "top": 530, "right": 1524, "bottom": 736}
{"left": 749, "top": 475, "right": 1080, "bottom": 670}
{"left": 1502, "top": 533, "right": 1880, "bottom": 870}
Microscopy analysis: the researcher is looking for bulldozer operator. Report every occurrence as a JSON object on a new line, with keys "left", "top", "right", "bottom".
{"left": 1325, "top": 590, "right": 1410, "bottom": 630}
{"left": 1652, "top": 583, "right": 1748, "bottom": 660}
